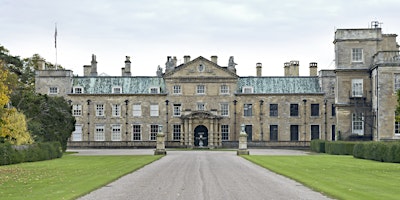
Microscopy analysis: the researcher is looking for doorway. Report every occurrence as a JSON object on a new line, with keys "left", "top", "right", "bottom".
{"left": 194, "top": 125, "right": 208, "bottom": 147}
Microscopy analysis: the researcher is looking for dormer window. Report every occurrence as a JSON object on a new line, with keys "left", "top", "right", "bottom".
{"left": 73, "top": 87, "right": 83, "bottom": 94}
{"left": 112, "top": 86, "right": 122, "bottom": 94}
{"left": 150, "top": 87, "right": 160, "bottom": 94}
{"left": 242, "top": 86, "right": 254, "bottom": 94}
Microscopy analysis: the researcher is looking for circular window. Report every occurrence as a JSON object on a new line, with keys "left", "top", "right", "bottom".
{"left": 198, "top": 64, "right": 205, "bottom": 72}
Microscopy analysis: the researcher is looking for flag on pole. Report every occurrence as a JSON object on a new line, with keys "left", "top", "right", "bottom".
{"left": 54, "top": 24, "right": 57, "bottom": 48}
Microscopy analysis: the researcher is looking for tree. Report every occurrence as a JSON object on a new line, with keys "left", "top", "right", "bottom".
{"left": 0, "top": 61, "right": 11, "bottom": 126}
{"left": 0, "top": 108, "right": 33, "bottom": 145}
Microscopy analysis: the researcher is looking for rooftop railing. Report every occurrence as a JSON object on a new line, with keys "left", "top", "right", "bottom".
{"left": 373, "top": 51, "right": 400, "bottom": 65}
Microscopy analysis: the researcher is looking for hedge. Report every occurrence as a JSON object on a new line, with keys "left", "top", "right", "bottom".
{"left": 310, "top": 140, "right": 326, "bottom": 153}
{"left": 353, "top": 142, "right": 400, "bottom": 163}
{"left": 0, "top": 142, "right": 63, "bottom": 166}
{"left": 325, "top": 141, "right": 358, "bottom": 155}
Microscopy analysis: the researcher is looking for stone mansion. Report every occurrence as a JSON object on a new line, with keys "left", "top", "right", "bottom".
{"left": 35, "top": 23, "right": 400, "bottom": 148}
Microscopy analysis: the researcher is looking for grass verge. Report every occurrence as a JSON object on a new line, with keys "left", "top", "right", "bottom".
{"left": 243, "top": 155, "right": 400, "bottom": 200}
{"left": 0, "top": 154, "right": 162, "bottom": 200}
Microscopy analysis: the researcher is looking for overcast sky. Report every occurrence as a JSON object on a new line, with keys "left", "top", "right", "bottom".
{"left": 1, "top": 0, "right": 399, "bottom": 76}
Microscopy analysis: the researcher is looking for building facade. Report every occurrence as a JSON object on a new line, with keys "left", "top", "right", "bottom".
{"left": 35, "top": 23, "right": 400, "bottom": 148}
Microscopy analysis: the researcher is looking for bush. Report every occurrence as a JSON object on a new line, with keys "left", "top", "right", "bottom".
{"left": 325, "top": 141, "right": 358, "bottom": 155}
{"left": 0, "top": 142, "right": 63, "bottom": 166}
{"left": 353, "top": 142, "right": 400, "bottom": 163}
{"left": 310, "top": 140, "right": 326, "bottom": 153}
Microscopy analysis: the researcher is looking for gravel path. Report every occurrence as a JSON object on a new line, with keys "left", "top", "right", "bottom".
{"left": 76, "top": 150, "right": 331, "bottom": 200}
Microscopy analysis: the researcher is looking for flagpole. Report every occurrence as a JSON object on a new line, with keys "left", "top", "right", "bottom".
{"left": 55, "top": 23, "right": 58, "bottom": 70}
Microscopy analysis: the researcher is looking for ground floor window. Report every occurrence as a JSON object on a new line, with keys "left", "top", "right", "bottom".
{"left": 311, "top": 125, "right": 320, "bottom": 140}
{"left": 352, "top": 113, "right": 364, "bottom": 135}
{"left": 332, "top": 125, "right": 336, "bottom": 141}
{"left": 111, "top": 124, "right": 121, "bottom": 141}
{"left": 150, "top": 125, "right": 158, "bottom": 141}
{"left": 290, "top": 125, "right": 299, "bottom": 141}
{"left": 133, "top": 125, "right": 141, "bottom": 141}
{"left": 173, "top": 124, "right": 181, "bottom": 141}
{"left": 72, "top": 124, "right": 82, "bottom": 141}
{"left": 395, "top": 121, "right": 400, "bottom": 135}
{"left": 221, "top": 125, "right": 229, "bottom": 141}
{"left": 95, "top": 124, "right": 105, "bottom": 141}
{"left": 270, "top": 125, "right": 278, "bottom": 141}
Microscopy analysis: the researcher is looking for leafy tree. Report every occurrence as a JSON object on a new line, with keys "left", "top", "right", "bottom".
{"left": 0, "top": 61, "right": 11, "bottom": 125}
{"left": 0, "top": 108, "right": 33, "bottom": 145}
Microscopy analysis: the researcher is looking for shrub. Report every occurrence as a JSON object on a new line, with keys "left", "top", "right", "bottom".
{"left": 325, "top": 141, "right": 358, "bottom": 155}
{"left": 310, "top": 140, "right": 326, "bottom": 153}
{"left": 353, "top": 141, "right": 400, "bottom": 163}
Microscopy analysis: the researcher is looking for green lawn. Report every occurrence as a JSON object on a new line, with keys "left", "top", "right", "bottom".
{"left": 243, "top": 155, "right": 400, "bottom": 200}
{"left": 0, "top": 154, "right": 162, "bottom": 200}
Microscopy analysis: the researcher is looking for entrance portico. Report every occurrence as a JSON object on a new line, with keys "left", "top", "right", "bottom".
{"left": 181, "top": 111, "right": 222, "bottom": 148}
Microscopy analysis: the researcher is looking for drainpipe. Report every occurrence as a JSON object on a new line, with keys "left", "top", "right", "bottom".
{"left": 87, "top": 99, "right": 91, "bottom": 144}
{"left": 233, "top": 100, "right": 237, "bottom": 140}
{"left": 303, "top": 99, "right": 307, "bottom": 143}
{"left": 259, "top": 99, "right": 264, "bottom": 141}
{"left": 165, "top": 100, "right": 169, "bottom": 141}
{"left": 125, "top": 100, "right": 129, "bottom": 143}
{"left": 324, "top": 99, "right": 328, "bottom": 141}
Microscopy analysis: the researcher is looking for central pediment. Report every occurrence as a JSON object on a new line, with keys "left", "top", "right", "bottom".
{"left": 163, "top": 56, "right": 239, "bottom": 79}
{"left": 181, "top": 111, "right": 222, "bottom": 119}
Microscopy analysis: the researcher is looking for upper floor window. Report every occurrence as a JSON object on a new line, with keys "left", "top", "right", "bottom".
{"left": 149, "top": 87, "right": 160, "bottom": 94}
{"left": 72, "top": 104, "right": 82, "bottom": 116}
{"left": 244, "top": 104, "right": 252, "bottom": 116}
{"left": 173, "top": 104, "right": 181, "bottom": 116}
{"left": 73, "top": 87, "right": 83, "bottom": 94}
{"left": 173, "top": 85, "right": 181, "bottom": 94}
{"left": 290, "top": 104, "right": 299, "bottom": 117}
{"left": 197, "top": 85, "right": 205, "bottom": 94}
{"left": 49, "top": 87, "right": 58, "bottom": 94}
{"left": 352, "top": 79, "right": 363, "bottom": 97}
{"left": 331, "top": 104, "right": 336, "bottom": 116}
{"left": 270, "top": 104, "right": 278, "bottom": 117}
{"left": 242, "top": 86, "right": 254, "bottom": 94}
{"left": 197, "top": 102, "right": 205, "bottom": 111}
{"left": 112, "top": 86, "right": 122, "bottom": 94}
{"left": 112, "top": 104, "right": 121, "bottom": 117}
{"left": 96, "top": 104, "right": 105, "bottom": 117}
{"left": 133, "top": 104, "right": 141, "bottom": 117}
{"left": 311, "top": 104, "right": 319, "bottom": 116}
{"left": 352, "top": 48, "right": 363, "bottom": 62}
{"left": 220, "top": 85, "right": 229, "bottom": 94}
{"left": 150, "top": 104, "right": 159, "bottom": 116}
{"left": 220, "top": 103, "right": 229, "bottom": 116}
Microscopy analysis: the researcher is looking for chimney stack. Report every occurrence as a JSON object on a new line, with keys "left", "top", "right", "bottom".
{"left": 184, "top": 55, "right": 191, "bottom": 64}
{"left": 290, "top": 60, "right": 299, "bottom": 76}
{"left": 309, "top": 62, "right": 318, "bottom": 76}
{"left": 123, "top": 56, "right": 132, "bottom": 76}
{"left": 37, "top": 59, "right": 46, "bottom": 70}
{"left": 211, "top": 55, "right": 218, "bottom": 64}
{"left": 90, "top": 54, "right": 98, "bottom": 76}
{"left": 256, "top": 63, "right": 262, "bottom": 77}
{"left": 173, "top": 56, "right": 177, "bottom": 67}
{"left": 284, "top": 62, "right": 290, "bottom": 76}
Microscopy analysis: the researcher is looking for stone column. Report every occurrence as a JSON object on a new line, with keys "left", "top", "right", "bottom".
{"left": 188, "top": 118, "right": 192, "bottom": 147}
{"left": 180, "top": 121, "right": 184, "bottom": 146}
{"left": 237, "top": 124, "right": 249, "bottom": 155}
{"left": 184, "top": 118, "right": 189, "bottom": 146}
{"left": 154, "top": 125, "right": 167, "bottom": 155}
{"left": 209, "top": 119, "right": 214, "bottom": 149}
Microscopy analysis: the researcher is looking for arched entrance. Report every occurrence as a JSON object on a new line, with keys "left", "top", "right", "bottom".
{"left": 194, "top": 125, "right": 208, "bottom": 147}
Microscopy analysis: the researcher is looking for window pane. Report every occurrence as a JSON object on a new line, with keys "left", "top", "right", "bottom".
{"left": 290, "top": 104, "right": 298, "bottom": 116}
{"left": 173, "top": 125, "right": 181, "bottom": 140}
{"left": 270, "top": 104, "right": 278, "bottom": 117}
{"left": 221, "top": 125, "right": 229, "bottom": 140}
{"left": 133, "top": 125, "right": 141, "bottom": 140}
{"left": 311, "top": 104, "right": 319, "bottom": 116}
{"left": 150, "top": 125, "right": 158, "bottom": 140}
{"left": 111, "top": 124, "right": 121, "bottom": 141}
{"left": 244, "top": 104, "right": 252, "bottom": 116}
{"left": 150, "top": 105, "right": 159, "bottom": 116}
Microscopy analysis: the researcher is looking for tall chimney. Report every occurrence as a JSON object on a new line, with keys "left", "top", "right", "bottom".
{"left": 37, "top": 59, "right": 46, "bottom": 70}
{"left": 184, "top": 55, "right": 191, "bottom": 64}
{"left": 256, "top": 63, "right": 262, "bottom": 77}
{"left": 173, "top": 56, "right": 177, "bottom": 67}
{"left": 309, "top": 62, "right": 318, "bottom": 76}
{"left": 284, "top": 62, "right": 290, "bottom": 76}
{"left": 211, "top": 55, "right": 218, "bottom": 64}
{"left": 83, "top": 65, "right": 91, "bottom": 76}
{"left": 290, "top": 60, "right": 299, "bottom": 76}
{"left": 123, "top": 56, "right": 132, "bottom": 76}
{"left": 90, "top": 54, "right": 98, "bottom": 76}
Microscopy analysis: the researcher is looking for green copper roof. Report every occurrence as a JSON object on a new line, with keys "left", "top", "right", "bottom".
{"left": 237, "top": 77, "right": 322, "bottom": 94}
{"left": 72, "top": 77, "right": 166, "bottom": 94}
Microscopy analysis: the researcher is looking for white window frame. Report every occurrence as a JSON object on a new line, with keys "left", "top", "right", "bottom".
{"left": 72, "top": 124, "right": 82, "bottom": 141}
{"left": 173, "top": 104, "right": 181, "bottom": 116}
{"left": 73, "top": 86, "right": 83, "bottom": 94}
{"left": 395, "top": 121, "right": 400, "bottom": 135}
{"left": 49, "top": 87, "right": 58, "bottom": 94}
{"left": 173, "top": 85, "right": 181, "bottom": 94}
{"left": 242, "top": 86, "right": 254, "bottom": 94}
{"left": 244, "top": 104, "right": 252, "bottom": 116}
{"left": 220, "top": 85, "right": 229, "bottom": 94}
{"left": 197, "top": 102, "right": 205, "bottom": 111}
{"left": 149, "top": 87, "right": 160, "bottom": 94}
{"left": 72, "top": 104, "right": 82, "bottom": 116}
{"left": 150, "top": 104, "right": 159, "bottom": 116}
{"left": 111, "top": 124, "right": 122, "bottom": 141}
{"left": 196, "top": 85, "right": 205, "bottom": 94}
{"left": 220, "top": 103, "right": 229, "bottom": 116}
{"left": 133, "top": 104, "right": 142, "bottom": 117}
{"left": 221, "top": 125, "right": 229, "bottom": 141}
{"left": 352, "top": 79, "right": 363, "bottom": 97}
{"left": 112, "top": 86, "right": 122, "bottom": 94}
{"left": 394, "top": 74, "right": 400, "bottom": 92}
{"left": 150, "top": 124, "right": 159, "bottom": 141}
{"left": 112, "top": 104, "right": 121, "bottom": 117}
{"left": 132, "top": 125, "right": 142, "bottom": 141}
{"left": 96, "top": 104, "right": 105, "bottom": 117}
{"left": 352, "top": 48, "right": 363, "bottom": 63}
{"left": 94, "top": 124, "right": 105, "bottom": 141}
{"left": 352, "top": 113, "right": 364, "bottom": 135}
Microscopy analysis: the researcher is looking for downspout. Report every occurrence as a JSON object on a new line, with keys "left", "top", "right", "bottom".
{"left": 303, "top": 99, "right": 307, "bottom": 143}
{"left": 324, "top": 99, "right": 328, "bottom": 140}
{"left": 124, "top": 100, "right": 129, "bottom": 143}
{"left": 259, "top": 99, "right": 264, "bottom": 141}
{"left": 87, "top": 99, "right": 91, "bottom": 144}
{"left": 376, "top": 69, "right": 379, "bottom": 141}
{"left": 233, "top": 100, "right": 237, "bottom": 140}
{"left": 165, "top": 100, "right": 169, "bottom": 141}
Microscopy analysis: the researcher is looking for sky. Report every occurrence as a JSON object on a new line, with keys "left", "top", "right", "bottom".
{"left": 1, "top": 0, "right": 400, "bottom": 77}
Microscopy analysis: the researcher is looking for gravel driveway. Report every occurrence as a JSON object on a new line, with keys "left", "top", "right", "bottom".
{"left": 75, "top": 149, "right": 331, "bottom": 200}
